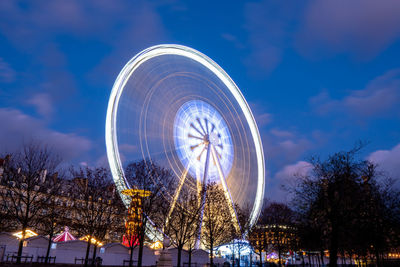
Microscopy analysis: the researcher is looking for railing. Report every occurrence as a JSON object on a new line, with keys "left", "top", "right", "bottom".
{"left": 123, "top": 259, "right": 138, "bottom": 266}
{"left": 75, "top": 257, "right": 86, "bottom": 264}
{"left": 5, "top": 254, "right": 33, "bottom": 263}
{"left": 75, "top": 257, "right": 103, "bottom": 266}
{"left": 37, "top": 256, "right": 56, "bottom": 264}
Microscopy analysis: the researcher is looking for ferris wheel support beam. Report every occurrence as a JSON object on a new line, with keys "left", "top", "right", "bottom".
{"left": 210, "top": 144, "right": 241, "bottom": 234}
{"left": 165, "top": 161, "right": 191, "bottom": 229}
{"left": 195, "top": 144, "right": 211, "bottom": 249}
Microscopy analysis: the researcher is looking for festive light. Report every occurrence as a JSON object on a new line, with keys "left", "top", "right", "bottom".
{"left": 150, "top": 241, "right": 163, "bottom": 250}
{"left": 121, "top": 189, "right": 151, "bottom": 247}
{"left": 13, "top": 229, "right": 38, "bottom": 239}
{"left": 80, "top": 235, "right": 103, "bottom": 246}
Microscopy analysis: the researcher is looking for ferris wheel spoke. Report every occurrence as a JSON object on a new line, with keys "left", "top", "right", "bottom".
{"left": 188, "top": 133, "right": 203, "bottom": 140}
{"left": 210, "top": 144, "right": 241, "bottom": 234}
{"left": 190, "top": 123, "right": 204, "bottom": 136}
{"left": 196, "top": 146, "right": 206, "bottom": 161}
{"left": 210, "top": 123, "right": 215, "bottom": 133}
{"left": 204, "top": 118, "right": 209, "bottom": 134}
{"left": 190, "top": 142, "right": 203, "bottom": 151}
{"left": 196, "top": 118, "right": 207, "bottom": 135}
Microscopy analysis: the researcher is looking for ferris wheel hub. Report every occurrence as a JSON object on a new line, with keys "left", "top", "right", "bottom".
{"left": 174, "top": 100, "right": 234, "bottom": 184}
{"left": 209, "top": 132, "right": 219, "bottom": 145}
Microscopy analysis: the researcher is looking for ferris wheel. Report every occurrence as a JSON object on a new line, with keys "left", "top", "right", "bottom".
{"left": 105, "top": 44, "right": 265, "bottom": 242}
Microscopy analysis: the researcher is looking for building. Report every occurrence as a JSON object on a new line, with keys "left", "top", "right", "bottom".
{"left": 249, "top": 224, "right": 299, "bottom": 264}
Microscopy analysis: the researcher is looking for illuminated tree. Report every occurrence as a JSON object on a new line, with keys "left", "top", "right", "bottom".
{"left": 70, "top": 167, "right": 123, "bottom": 267}
{"left": 201, "top": 182, "right": 233, "bottom": 267}
{"left": 164, "top": 185, "right": 203, "bottom": 267}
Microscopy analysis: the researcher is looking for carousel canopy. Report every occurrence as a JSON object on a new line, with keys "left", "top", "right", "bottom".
{"left": 53, "top": 226, "right": 76, "bottom": 242}
{"left": 13, "top": 229, "right": 38, "bottom": 239}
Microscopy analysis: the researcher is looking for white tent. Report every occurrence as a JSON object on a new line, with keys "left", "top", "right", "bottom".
{"left": 53, "top": 240, "right": 89, "bottom": 264}
{"left": 0, "top": 232, "right": 19, "bottom": 262}
{"left": 99, "top": 243, "right": 130, "bottom": 266}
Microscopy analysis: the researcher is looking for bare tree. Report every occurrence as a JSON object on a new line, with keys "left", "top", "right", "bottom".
{"left": 164, "top": 185, "right": 203, "bottom": 267}
{"left": 248, "top": 225, "right": 268, "bottom": 267}
{"left": 186, "top": 232, "right": 197, "bottom": 267}
{"left": 201, "top": 182, "right": 233, "bottom": 267}
{"left": 260, "top": 202, "right": 295, "bottom": 267}
{"left": 0, "top": 155, "right": 15, "bottom": 232}
{"left": 228, "top": 203, "right": 253, "bottom": 267}
{"left": 0, "top": 143, "right": 61, "bottom": 263}
{"left": 291, "top": 145, "right": 400, "bottom": 267}
{"left": 70, "top": 166, "right": 121, "bottom": 267}
{"left": 124, "top": 160, "right": 176, "bottom": 267}
{"left": 36, "top": 176, "right": 68, "bottom": 264}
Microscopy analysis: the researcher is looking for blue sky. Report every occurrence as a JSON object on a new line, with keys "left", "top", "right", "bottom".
{"left": 1, "top": 0, "right": 399, "bottom": 202}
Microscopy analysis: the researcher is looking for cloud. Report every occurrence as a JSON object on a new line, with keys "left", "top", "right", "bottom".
{"left": 270, "top": 128, "right": 294, "bottom": 138}
{"left": 275, "top": 160, "right": 312, "bottom": 182}
{"left": 297, "top": 0, "right": 400, "bottom": 59}
{"left": 256, "top": 113, "right": 273, "bottom": 127}
{"left": 0, "top": 108, "right": 91, "bottom": 161}
{"left": 119, "top": 144, "right": 137, "bottom": 153}
{"left": 0, "top": 58, "right": 16, "bottom": 83}
{"left": 0, "top": 1, "right": 168, "bottom": 86}
{"left": 244, "top": 0, "right": 301, "bottom": 76}
{"left": 221, "top": 33, "right": 245, "bottom": 49}
{"left": 263, "top": 133, "right": 311, "bottom": 168}
{"left": 266, "top": 160, "right": 313, "bottom": 203}
{"left": 368, "top": 143, "right": 400, "bottom": 180}
{"left": 88, "top": 2, "right": 168, "bottom": 84}
{"left": 26, "top": 93, "right": 53, "bottom": 118}
{"left": 248, "top": 102, "right": 273, "bottom": 127}
{"left": 310, "top": 69, "right": 400, "bottom": 118}
{"left": 0, "top": 1, "right": 126, "bottom": 47}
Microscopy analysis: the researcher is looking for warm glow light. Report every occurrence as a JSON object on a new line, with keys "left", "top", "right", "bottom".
{"left": 150, "top": 241, "right": 163, "bottom": 250}
{"left": 80, "top": 235, "right": 103, "bottom": 246}
{"left": 13, "top": 229, "right": 38, "bottom": 239}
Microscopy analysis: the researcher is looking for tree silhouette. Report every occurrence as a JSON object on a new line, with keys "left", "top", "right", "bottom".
{"left": 0, "top": 143, "right": 61, "bottom": 263}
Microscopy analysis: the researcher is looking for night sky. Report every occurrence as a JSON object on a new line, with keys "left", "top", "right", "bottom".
{"left": 1, "top": 0, "right": 399, "bottom": 202}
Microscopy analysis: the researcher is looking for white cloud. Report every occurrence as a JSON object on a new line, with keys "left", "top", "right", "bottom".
{"left": 26, "top": 93, "right": 53, "bottom": 118}
{"left": 243, "top": 0, "right": 300, "bottom": 76}
{"left": 0, "top": 108, "right": 92, "bottom": 161}
{"left": 270, "top": 128, "right": 294, "bottom": 138}
{"left": 310, "top": 69, "right": 400, "bottom": 118}
{"left": 266, "top": 161, "right": 312, "bottom": 203}
{"left": 368, "top": 143, "right": 400, "bottom": 180}
{"left": 0, "top": 57, "right": 16, "bottom": 83}
{"left": 297, "top": 0, "right": 400, "bottom": 59}
{"left": 274, "top": 161, "right": 312, "bottom": 182}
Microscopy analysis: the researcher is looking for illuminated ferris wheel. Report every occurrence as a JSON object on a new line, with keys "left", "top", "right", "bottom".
{"left": 105, "top": 44, "right": 265, "bottom": 242}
